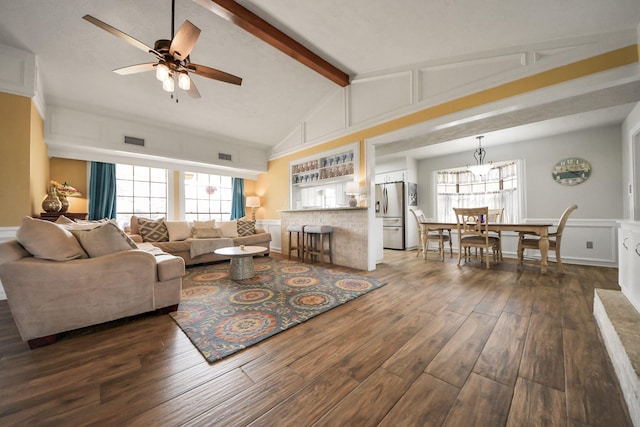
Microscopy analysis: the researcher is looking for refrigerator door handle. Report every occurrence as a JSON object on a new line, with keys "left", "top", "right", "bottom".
{"left": 383, "top": 186, "right": 388, "bottom": 214}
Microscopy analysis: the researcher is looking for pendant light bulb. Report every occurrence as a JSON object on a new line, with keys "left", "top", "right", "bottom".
{"left": 178, "top": 72, "right": 191, "bottom": 90}
{"left": 162, "top": 75, "right": 175, "bottom": 92}
{"left": 156, "top": 63, "right": 169, "bottom": 82}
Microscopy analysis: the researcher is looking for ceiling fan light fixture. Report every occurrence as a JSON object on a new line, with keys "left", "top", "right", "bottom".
{"left": 162, "top": 75, "right": 175, "bottom": 92}
{"left": 178, "top": 72, "right": 191, "bottom": 90}
{"left": 156, "top": 63, "right": 169, "bottom": 82}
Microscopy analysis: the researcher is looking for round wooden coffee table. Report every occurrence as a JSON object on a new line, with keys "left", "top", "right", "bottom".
{"left": 214, "top": 246, "right": 268, "bottom": 280}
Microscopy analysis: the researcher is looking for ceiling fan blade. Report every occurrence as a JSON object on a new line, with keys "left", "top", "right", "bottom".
{"left": 187, "top": 78, "right": 201, "bottom": 99}
{"left": 113, "top": 63, "right": 157, "bottom": 75}
{"left": 83, "top": 15, "right": 160, "bottom": 57}
{"left": 189, "top": 63, "right": 242, "bottom": 86}
{"left": 170, "top": 20, "right": 201, "bottom": 61}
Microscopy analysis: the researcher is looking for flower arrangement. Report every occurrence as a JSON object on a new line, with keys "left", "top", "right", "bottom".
{"left": 50, "top": 180, "right": 82, "bottom": 197}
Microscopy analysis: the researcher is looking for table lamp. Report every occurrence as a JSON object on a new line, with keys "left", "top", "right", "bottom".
{"left": 345, "top": 182, "right": 359, "bottom": 208}
{"left": 246, "top": 196, "right": 261, "bottom": 220}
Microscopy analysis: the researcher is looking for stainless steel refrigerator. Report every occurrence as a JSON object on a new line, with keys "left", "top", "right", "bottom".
{"left": 375, "top": 181, "right": 405, "bottom": 250}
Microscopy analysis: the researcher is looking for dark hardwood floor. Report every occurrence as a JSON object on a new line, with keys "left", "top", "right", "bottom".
{"left": 0, "top": 250, "right": 632, "bottom": 426}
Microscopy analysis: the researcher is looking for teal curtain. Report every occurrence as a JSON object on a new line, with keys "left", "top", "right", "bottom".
{"left": 89, "top": 162, "right": 117, "bottom": 220}
{"left": 230, "top": 178, "right": 245, "bottom": 220}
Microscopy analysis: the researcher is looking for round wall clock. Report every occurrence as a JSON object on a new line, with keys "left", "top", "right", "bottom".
{"left": 552, "top": 157, "right": 592, "bottom": 185}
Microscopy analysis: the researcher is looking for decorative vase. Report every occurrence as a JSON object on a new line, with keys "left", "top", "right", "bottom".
{"left": 59, "top": 195, "right": 69, "bottom": 213}
{"left": 42, "top": 185, "right": 62, "bottom": 213}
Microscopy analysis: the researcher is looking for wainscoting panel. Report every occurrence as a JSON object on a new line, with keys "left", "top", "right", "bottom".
{"left": 449, "top": 219, "right": 619, "bottom": 267}
{"left": 256, "top": 220, "right": 282, "bottom": 254}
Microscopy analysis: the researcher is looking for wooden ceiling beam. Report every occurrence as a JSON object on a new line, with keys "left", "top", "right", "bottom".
{"left": 194, "top": 0, "right": 350, "bottom": 87}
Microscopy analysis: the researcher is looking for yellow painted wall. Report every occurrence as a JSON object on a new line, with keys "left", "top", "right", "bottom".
{"left": 258, "top": 45, "right": 640, "bottom": 219}
{"left": 50, "top": 158, "right": 88, "bottom": 213}
{"left": 29, "top": 101, "right": 48, "bottom": 217}
{"left": 0, "top": 93, "right": 39, "bottom": 226}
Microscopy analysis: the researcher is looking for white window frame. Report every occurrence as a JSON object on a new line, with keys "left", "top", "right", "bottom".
{"left": 114, "top": 164, "right": 173, "bottom": 228}
{"left": 434, "top": 160, "right": 523, "bottom": 223}
{"left": 179, "top": 171, "right": 235, "bottom": 221}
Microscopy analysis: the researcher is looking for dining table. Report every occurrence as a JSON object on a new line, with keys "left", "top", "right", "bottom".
{"left": 420, "top": 221, "right": 554, "bottom": 273}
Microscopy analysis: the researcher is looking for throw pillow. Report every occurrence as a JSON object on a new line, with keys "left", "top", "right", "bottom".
{"left": 192, "top": 227, "right": 222, "bottom": 239}
{"left": 164, "top": 220, "right": 192, "bottom": 241}
{"left": 193, "top": 219, "right": 215, "bottom": 228}
{"left": 16, "top": 216, "right": 88, "bottom": 261}
{"left": 137, "top": 217, "right": 169, "bottom": 242}
{"left": 58, "top": 220, "right": 105, "bottom": 231}
{"left": 237, "top": 219, "right": 256, "bottom": 236}
{"left": 218, "top": 221, "right": 238, "bottom": 238}
{"left": 55, "top": 215, "right": 75, "bottom": 224}
{"left": 70, "top": 221, "right": 138, "bottom": 258}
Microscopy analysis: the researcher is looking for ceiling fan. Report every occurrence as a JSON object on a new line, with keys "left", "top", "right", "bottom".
{"left": 82, "top": 0, "right": 242, "bottom": 99}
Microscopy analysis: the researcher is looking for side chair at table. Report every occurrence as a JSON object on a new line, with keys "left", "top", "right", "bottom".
{"left": 518, "top": 204, "right": 577, "bottom": 273}
{"left": 487, "top": 208, "right": 505, "bottom": 260}
{"left": 409, "top": 208, "right": 452, "bottom": 261}
{"left": 453, "top": 206, "right": 501, "bottom": 269}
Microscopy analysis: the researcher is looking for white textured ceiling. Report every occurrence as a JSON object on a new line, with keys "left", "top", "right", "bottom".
{"left": 0, "top": 0, "right": 639, "bottom": 154}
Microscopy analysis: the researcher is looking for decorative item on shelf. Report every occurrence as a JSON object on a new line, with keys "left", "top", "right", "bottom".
{"left": 345, "top": 181, "right": 360, "bottom": 208}
{"left": 42, "top": 184, "right": 62, "bottom": 213}
{"left": 467, "top": 136, "right": 493, "bottom": 177}
{"left": 50, "top": 180, "right": 83, "bottom": 213}
{"left": 246, "top": 196, "right": 261, "bottom": 220}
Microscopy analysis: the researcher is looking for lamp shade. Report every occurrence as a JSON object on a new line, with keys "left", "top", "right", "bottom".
{"left": 246, "top": 196, "right": 261, "bottom": 208}
{"left": 345, "top": 181, "right": 360, "bottom": 195}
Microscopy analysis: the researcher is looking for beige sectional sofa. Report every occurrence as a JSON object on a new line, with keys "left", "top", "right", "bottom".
{"left": 0, "top": 217, "right": 185, "bottom": 348}
{"left": 127, "top": 216, "right": 272, "bottom": 266}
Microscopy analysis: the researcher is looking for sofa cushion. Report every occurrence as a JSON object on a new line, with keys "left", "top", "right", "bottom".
{"left": 218, "top": 221, "right": 238, "bottom": 238}
{"left": 138, "top": 217, "right": 169, "bottom": 242}
{"left": 130, "top": 215, "right": 140, "bottom": 235}
{"left": 233, "top": 231, "right": 272, "bottom": 247}
{"left": 237, "top": 219, "right": 256, "bottom": 236}
{"left": 151, "top": 240, "right": 192, "bottom": 254}
{"left": 165, "top": 221, "right": 192, "bottom": 241}
{"left": 70, "top": 221, "right": 138, "bottom": 258}
{"left": 16, "top": 217, "right": 88, "bottom": 261}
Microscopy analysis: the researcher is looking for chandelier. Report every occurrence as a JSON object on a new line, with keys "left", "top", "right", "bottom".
{"left": 467, "top": 136, "right": 493, "bottom": 176}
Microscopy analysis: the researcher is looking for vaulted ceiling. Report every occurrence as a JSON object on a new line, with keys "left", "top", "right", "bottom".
{"left": 1, "top": 0, "right": 639, "bottom": 159}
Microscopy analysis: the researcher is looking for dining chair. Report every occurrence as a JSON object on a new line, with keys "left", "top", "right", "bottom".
{"left": 517, "top": 204, "right": 577, "bottom": 273}
{"left": 409, "top": 208, "right": 452, "bottom": 261}
{"left": 453, "top": 206, "right": 501, "bottom": 269}
{"left": 487, "top": 208, "right": 504, "bottom": 260}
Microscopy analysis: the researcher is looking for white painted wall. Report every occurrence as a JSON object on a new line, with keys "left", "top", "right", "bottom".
{"left": 415, "top": 124, "right": 623, "bottom": 266}
{"left": 45, "top": 105, "right": 270, "bottom": 179}
{"left": 622, "top": 101, "right": 640, "bottom": 221}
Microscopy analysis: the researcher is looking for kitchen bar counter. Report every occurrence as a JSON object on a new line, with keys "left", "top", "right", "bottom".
{"left": 280, "top": 207, "right": 369, "bottom": 270}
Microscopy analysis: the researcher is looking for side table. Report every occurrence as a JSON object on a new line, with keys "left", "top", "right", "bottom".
{"left": 214, "top": 246, "right": 268, "bottom": 280}
{"left": 39, "top": 212, "right": 89, "bottom": 222}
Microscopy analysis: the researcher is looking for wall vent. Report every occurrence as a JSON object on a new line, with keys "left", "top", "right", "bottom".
{"left": 124, "top": 136, "right": 145, "bottom": 147}
{"left": 218, "top": 152, "right": 232, "bottom": 161}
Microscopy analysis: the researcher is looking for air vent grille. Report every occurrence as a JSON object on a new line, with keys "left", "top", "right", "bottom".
{"left": 218, "top": 153, "right": 232, "bottom": 161}
{"left": 124, "top": 136, "right": 145, "bottom": 147}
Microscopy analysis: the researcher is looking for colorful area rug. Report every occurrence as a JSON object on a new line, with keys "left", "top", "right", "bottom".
{"left": 170, "top": 256, "right": 386, "bottom": 363}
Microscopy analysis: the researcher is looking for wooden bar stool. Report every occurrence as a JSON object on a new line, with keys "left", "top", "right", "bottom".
{"left": 304, "top": 225, "right": 334, "bottom": 264}
{"left": 287, "top": 225, "right": 306, "bottom": 260}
